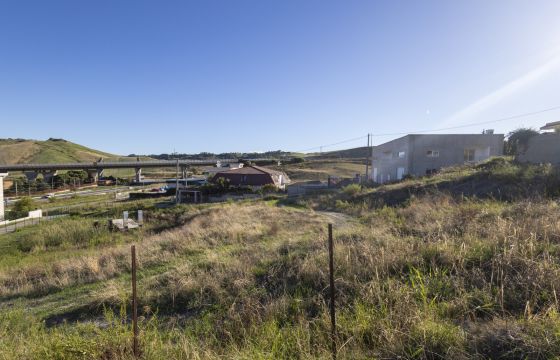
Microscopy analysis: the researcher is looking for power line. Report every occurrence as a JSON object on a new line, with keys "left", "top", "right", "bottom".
{"left": 295, "top": 135, "right": 367, "bottom": 153}
{"left": 295, "top": 105, "right": 560, "bottom": 153}
{"left": 370, "top": 105, "right": 560, "bottom": 137}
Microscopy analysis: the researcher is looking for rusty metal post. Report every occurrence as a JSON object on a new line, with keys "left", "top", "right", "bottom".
{"left": 131, "top": 245, "right": 139, "bottom": 357}
{"left": 328, "top": 223, "right": 337, "bottom": 360}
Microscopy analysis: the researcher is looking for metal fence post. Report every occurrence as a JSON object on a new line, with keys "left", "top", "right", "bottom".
{"left": 328, "top": 223, "right": 337, "bottom": 360}
{"left": 131, "top": 245, "right": 139, "bottom": 357}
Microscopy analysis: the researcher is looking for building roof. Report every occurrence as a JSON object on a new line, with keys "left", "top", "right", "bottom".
{"left": 541, "top": 121, "right": 560, "bottom": 130}
{"left": 373, "top": 133, "right": 504, "bottom": 147}
{"left": 213, "top": 165, "right": 284, "bottom": 176}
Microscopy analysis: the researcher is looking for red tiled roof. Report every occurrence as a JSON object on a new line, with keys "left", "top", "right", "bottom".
{"left": 213, "top": 165, "right": 284, "bottom": 176}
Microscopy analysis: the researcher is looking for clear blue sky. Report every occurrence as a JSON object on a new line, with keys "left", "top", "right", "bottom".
{"left": 1, "top": 1, "right": 560, "bottom": 154}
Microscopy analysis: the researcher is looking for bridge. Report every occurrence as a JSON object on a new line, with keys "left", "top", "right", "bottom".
{"left": 0, "top": 159, "right": 244, "bottom": 183}
{"left": 0, "top": 158, "right": 279, "bottom": 221}
{"left": 0, "top": 158, "right": 279, "bottom": 183}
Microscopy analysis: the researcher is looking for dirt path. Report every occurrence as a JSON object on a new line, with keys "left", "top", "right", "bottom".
{"left": 316, "top": 211, "right": 355, "bottom": 228}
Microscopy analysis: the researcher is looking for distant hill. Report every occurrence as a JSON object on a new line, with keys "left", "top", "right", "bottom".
{"left": 0, "top": 137, "right": 370, "bottom": 166}
{"left": 133, "top": 150, "right": 302, "bottom": 160}
{"left": 0, "top": 138, "right": 124, "bottom": 165}
{"left": 306, "top": 146, "right": 369, "bottom": 159}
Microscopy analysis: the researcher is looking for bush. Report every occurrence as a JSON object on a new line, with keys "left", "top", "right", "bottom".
{"left": 260, "top": 184, "right": 278, "bottom": 194}
{"left": 342, "top": 183, "right": 361, "bottom": 196}
{"left": 8, "top": 197, "right": 36, "bottom": 220}
{"left": 504, "top": 128, "right": 539, "bottom": 155}
{"left": 291, "top": 157, "right": 305, "bottom": 164}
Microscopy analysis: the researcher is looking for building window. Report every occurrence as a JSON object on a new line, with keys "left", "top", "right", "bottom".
{"left": 426, "top": 150, "right": 439, "bottom": 158}
{"left": 398, "top": 151, "right": 405, "bottom": 158}
{"left": 464, "top": 149, "right": 475, "bottom": 162}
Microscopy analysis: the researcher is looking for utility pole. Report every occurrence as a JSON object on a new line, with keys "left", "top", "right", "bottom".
{"left": 364, "top": 134, "right": 370, "bottom": 183}
{"left": 175, "top": 159, "right": 179, "bottom": 204}
{"left": 369, "top": 133, "right": 373, "bottom": 182}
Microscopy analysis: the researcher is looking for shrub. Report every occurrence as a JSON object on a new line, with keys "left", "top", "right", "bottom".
{"left": 8, "top": 197, "right": 35, "bottom": 220}
{"left": 504, "top": 128, "right": 539, "bottom": 155}
{"left": 260, "top": 184, "right": 277, "bottom": 194}
{"left": 342, "top": 183, "right": 361, "bottom": 196}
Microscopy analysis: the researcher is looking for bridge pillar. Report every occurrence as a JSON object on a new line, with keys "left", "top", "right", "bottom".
{"left": 0, "top": 173, "right": 7, "bottom": 221}
{"left": 135, "top": 168, "right": 143, "bottom": 183}
{"left": 86, "top": 170, "right": 99, "bottom": 183}
{"left": 97, "top": 168, "right": 104, "bottom": 179}
{"left": 41, "top": 170, "right": 58, "bottom": 184}
{"left": 24, "top": 171, "right": 38, "bottom": 182}
{"left": 181, "top": 166, "right": 188, "bottom": 180}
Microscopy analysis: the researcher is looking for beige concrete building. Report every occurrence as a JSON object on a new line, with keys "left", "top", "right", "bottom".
{"left": 371, "top": 133, "right": 504, "bottom": 183}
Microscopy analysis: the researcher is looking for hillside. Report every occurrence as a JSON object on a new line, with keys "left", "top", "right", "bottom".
{"left": 0, "top": 138, "right": 122, "bottom": 164}
{"left": 306, "top": 146, "right": 369, "bottom": 159}
{"left": 2, "top": 158, "right": 560, "bottom": 358}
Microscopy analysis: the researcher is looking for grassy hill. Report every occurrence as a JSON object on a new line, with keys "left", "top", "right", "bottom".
{"left": 302, "top": 157, "right": 560, "bottom": 211}
{"left": 1, "top": 158, "right": 560, "bottom": 358}
{"left": 277, "top": 159, "right": 366, "bottom": 182}
{"left": 0, "top": 138, "right": 123, "bottom": 165}
{"left": 305, "top": 146, "right": 369, "bottom": 160}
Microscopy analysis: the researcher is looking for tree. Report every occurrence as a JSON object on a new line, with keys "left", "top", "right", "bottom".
{"left": 504, "top": 128, "right": 539, "bottom": 156}
{"left": 8, "top": 197, "right": 36, "bottom": 220}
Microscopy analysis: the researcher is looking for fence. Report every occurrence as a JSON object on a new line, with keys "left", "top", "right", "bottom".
{"left": 0, "top": 214, "right": 68, "bottom": 235}
{"left": 125, "top": 223, "right": 339, "bottom": 359}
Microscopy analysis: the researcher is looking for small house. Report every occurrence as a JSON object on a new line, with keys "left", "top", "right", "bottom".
{"left": 211, "top": 165, "right": 290, "bottom": 189}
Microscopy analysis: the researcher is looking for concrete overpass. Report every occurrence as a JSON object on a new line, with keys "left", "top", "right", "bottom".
{"left": 0, "top": 158, "right": 276, "bottom": 183}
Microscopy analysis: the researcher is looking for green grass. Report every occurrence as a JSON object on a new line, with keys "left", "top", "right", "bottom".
{"left": 1, "top": 159, "right": 560, "bottom": 358}
{"left": 0, "top": 138, "right": 154, "bottom": 174}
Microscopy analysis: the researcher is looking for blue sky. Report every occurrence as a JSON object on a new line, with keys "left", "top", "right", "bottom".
{"left": 1, "top": 1, "right": 560, "bottom": 154}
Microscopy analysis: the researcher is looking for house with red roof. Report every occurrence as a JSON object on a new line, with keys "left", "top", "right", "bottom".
{"left": 210, "top": 165, "right": 290, "bottom": 190}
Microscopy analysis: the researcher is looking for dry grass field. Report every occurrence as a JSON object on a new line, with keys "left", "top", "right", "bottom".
{"left": 1, "top": 158, "right": 560, "bottom": 359}
{"left": 278, "top": 159, "right": 366, "bottom": 182}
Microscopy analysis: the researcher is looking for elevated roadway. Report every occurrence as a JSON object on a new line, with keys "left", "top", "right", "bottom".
{"left": 0, "top": 158, "right": 277, "bottom": 182}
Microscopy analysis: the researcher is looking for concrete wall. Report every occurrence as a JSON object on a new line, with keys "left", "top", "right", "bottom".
{"left": 371, "top": 134, "right": 504, "bottom": 182}
{"left": 408, "top": 134, "right": 504, "bottom": 176}
{"left": 517, "top": 133, "right": 560, "bottom": 164}
{"left": 287, "top": 182, "right": 328, "bottom": 196}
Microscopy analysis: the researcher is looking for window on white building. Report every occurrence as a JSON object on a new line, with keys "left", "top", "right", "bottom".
{"left": 464, "top": 148, "right": 475, "bottom": 162}
{"left": 398, "top": 151, "right": 405, "bottom": 158}
{"left": 426, "top": 150, "right": 439, "bottom": 157}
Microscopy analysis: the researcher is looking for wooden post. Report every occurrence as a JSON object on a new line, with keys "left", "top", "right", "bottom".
{"left": 328, "top": 223, "right": 337, "bottom": 360}
{"left": 131, "top": 245, "right": 139, "bottom": 357}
